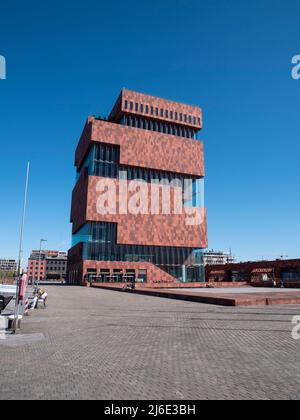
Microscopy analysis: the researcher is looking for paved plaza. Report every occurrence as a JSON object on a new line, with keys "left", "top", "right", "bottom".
{"left": 1, "top": 286, "right": 300, "bottom": 400}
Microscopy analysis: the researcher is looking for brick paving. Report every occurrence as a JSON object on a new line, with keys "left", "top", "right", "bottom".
{"left": 1, "top": 286, "right": 300, "bottom": 400}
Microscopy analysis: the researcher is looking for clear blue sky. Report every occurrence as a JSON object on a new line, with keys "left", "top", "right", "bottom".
{"left": 0, "top": 0, "right": 299, "bottom": 264}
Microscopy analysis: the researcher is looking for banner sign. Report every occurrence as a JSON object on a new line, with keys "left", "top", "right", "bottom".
{"left": 18, "top": 274, "right": 28, "bottom": 302}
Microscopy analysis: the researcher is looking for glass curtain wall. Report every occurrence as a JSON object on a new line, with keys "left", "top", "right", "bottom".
{"left": 120, "top": 115, "right": 198, "bottom": 139}
{"left": 73, "top": 221, "right": 203, "bottom": 281}
{"left": 77, "top": 144, "right": 204, "bottom": 208}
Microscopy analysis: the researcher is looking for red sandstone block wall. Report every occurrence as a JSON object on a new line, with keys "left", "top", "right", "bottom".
{"left": 88, "top": 176, "right": 207, "bottom": 248}
{"left": 66, "top": 260, "right": 178, "bottom": 286}
{"left": 75, "top": 118, "right": 205, "bottom": 177}
{"left": 71, "top": 175, "right": 208, "bottom": 248}
{"left": 116, "top": 89, "right": 203, "bottom": 129}
{"left": 70, "top": 169, "right": 88, "bottom": 225}
{"left": 75, "top": 117, "right": 93, "bottom": 167}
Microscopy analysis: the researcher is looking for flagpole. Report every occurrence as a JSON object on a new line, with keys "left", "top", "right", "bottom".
{"left": 13, "top": 162, "right": 30, "bottom": 334}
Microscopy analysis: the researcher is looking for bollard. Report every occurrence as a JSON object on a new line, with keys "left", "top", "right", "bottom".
{"left": 24, "top": 299, "right": 30, "bottom": 316}
{"left": 8, "top": 314, "right": 23, "bottom": 331}
{"left": 0, "top": 316, "right": 7, "bottom": 339}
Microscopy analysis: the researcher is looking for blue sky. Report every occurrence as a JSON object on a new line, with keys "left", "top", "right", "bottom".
{"left": 0, "top": 0, "right": 299, "bottom": 264}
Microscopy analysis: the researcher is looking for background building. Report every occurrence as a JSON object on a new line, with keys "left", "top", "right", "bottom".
{"left": 28, "top": 251, "right": 67, "bottom": 282}
{"left": 0, "top": 258, "right": 18, "bottom": 274}
{"left": 68, "top": 89, "right": 208, "bottom": 286}
{"left": 205, "top": 258, "right": 300, "bottom": 287}
{"left": 203, "top": 250, "right": 236, "bottom": 266}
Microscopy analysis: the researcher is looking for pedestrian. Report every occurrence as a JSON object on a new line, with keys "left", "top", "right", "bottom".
{"left": 38, "top": 289, "right": 48, "bottom": 307}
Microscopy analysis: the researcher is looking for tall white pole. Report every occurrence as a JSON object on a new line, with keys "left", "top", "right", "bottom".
{"left": 13, "top": 162, "right": 30, "bottom": 334}
{"left": 18, "top": 162, "right": 30, "bottom": 277}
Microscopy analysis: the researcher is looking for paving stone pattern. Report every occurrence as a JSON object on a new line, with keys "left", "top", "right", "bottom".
{"left": 1, "top": 286, "right": 300, "bottom": 400}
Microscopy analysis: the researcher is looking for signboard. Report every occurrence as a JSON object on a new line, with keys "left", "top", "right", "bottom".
{"left": 18, "top": 274, "right": 28, "bottom": 302}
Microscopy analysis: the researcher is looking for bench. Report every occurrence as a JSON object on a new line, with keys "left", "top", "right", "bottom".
{"left": 28, "top": 294, "right": 47, "bottom": 310}
{"left": 37, "top": 295, "right": 47, "bottom": 309}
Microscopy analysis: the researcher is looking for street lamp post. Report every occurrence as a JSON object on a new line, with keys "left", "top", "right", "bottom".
{"left": 37, "top": 239, "right": 47, "bottom": 289}
{"left": 13, "top": 162, "right": 30, "bottom": 334}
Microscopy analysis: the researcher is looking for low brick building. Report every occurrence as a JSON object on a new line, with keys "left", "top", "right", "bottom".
{"left": 28, "top": 251, "right": 67, "bottom": 282}
{"left": 206, "top": 258, "right": 300, "bottom": 288}
{"left": 0, "top": 258, "right": 17, "bottom": 274}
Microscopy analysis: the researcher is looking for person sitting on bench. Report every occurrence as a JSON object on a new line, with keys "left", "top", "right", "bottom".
{"left": 29, "top": 289, "right": 48, "bottom": 309}
{"left": 38, "top": 289, "right": 48, "bottom": 307}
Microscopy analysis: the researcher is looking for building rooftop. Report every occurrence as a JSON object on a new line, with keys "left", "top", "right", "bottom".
{"left": 29, "top": 250, "right": 67, "bottom": 260}
{"left": 108, "top": 89, "right": 202, "bottom": 130}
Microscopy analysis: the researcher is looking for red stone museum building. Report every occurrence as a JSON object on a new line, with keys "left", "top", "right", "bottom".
{"left": 67, "top": 89, "right": 207, "bottom": 286}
